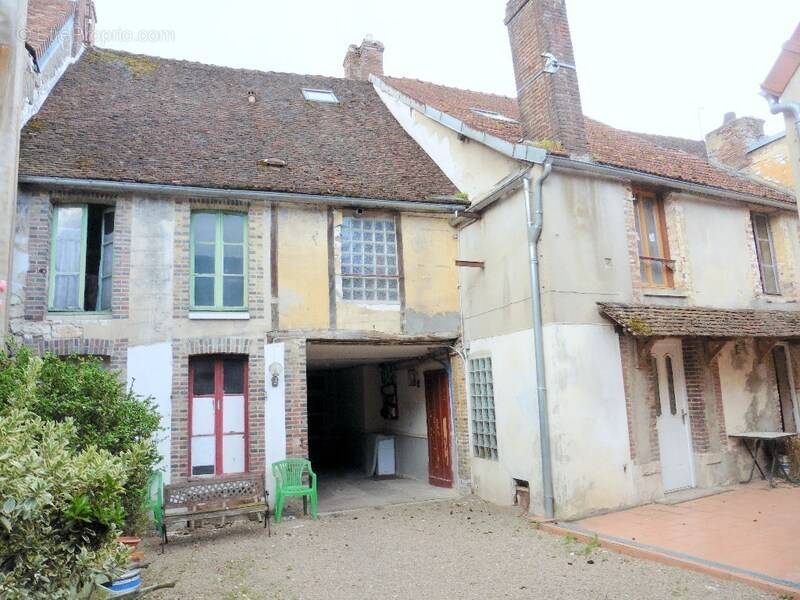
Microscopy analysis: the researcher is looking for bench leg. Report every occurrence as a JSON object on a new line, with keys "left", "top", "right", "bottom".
{"left": 310, "top": 492, "right": 318, "bottom": 520}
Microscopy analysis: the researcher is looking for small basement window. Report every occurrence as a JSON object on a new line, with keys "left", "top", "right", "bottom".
{"left": 49, "top": 204, "right": 114, "bottom": 312}
{"left": 302, "top": 88, "right": 338, "bottom": 104}
{"left": 470, "top": 108, "right": 518, "bottom": 123}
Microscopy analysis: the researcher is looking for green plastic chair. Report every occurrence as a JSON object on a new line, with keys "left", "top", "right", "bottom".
{"left": 272, "top": 458, "right": 318, "bottom": 522}
{"left": 144, "top": 470, "right": 164, "bottom": 533}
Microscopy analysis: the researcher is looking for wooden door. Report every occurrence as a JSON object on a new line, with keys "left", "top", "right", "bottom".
{"left": 424, "top": 370, "right": 453, "bottom": 488}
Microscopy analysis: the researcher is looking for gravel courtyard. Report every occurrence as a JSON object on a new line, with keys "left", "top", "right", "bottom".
{"left": 144, "top": 497, "right": 772, "bottom": 600}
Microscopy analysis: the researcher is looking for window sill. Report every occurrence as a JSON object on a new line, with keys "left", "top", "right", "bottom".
{"left": 643, "top": 288, "right": 689, "bottom": 298}
{"left": 189, "top": 311, "right": 250, "bottom": 320}
{"left": 47, "top": 311, "right": 113, "bottom": 319}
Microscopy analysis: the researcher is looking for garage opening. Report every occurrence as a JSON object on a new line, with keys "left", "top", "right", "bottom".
{"left": 306, "top": 341, "right": 460, "bottom": 512}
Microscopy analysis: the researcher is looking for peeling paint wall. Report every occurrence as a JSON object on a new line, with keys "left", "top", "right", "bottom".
{"left": 745, "top": 138, "right": 793, "bottom": 188}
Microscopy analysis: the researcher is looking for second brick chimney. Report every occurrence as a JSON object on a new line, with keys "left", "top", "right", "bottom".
{"left": 343, "top": 36, "right": 384, "bottom": 81}
{"left": 505, "top": 0, "right": 589, "bottom": 156}
{"left": 704, "top": 112, "right": 765, "bottom": 170}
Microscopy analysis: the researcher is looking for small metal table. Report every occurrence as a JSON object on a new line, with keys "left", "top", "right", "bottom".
{"left": 728, "top": 432, "right": 797, "bottom": 487}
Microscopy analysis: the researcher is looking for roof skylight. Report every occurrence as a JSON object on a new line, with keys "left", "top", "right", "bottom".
{"left": 470, "top": 108, "right": 518, "bottom": 123}
{"left": 302, "top": 88, "right": 339, "bottom": 104}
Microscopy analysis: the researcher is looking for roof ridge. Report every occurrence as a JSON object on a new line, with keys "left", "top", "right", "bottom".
{"left": 87, "top": 46, "right": 371, "bottom": 85}
{"left": 382, "top": 75, "right": 518, "bottom": 103}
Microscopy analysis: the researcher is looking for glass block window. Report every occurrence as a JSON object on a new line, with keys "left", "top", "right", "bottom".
{"left": 469, "top": 357, "right": 498, "bottom": 460}
{"left": 340, "top": 216, "right": 399, "bottom": 302}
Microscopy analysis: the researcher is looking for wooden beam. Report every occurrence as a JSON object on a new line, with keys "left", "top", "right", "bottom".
{"left": 455, "top": 260, "right": 485, "bottom": 268}
{"left": 756, "top": 338, "right": 781, "bottom": 363}
{"left": 703, "top": 339, "right": 730, "bottom": 366}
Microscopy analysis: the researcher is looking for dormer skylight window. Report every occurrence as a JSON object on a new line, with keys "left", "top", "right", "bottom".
{"left": 470, "top": 108, "right": 518, "bottom": 123}
{"left": 302, "top": 88, "right": 339, "bottom": 104}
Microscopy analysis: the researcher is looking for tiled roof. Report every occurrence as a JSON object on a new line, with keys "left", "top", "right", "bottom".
{"left": 762, "top": 23, "right": 800, "bottom": 98}
{"left": 381, "top": 76, "right": 793, "bottom": 205}
{"left": 599, "top": 302, "right": 800, "bottom": 338}
{"left": 19, "top": 49, "right": 459, "bottom": 203}
{"left": 25, "top": 0, "right": 75, "bottom": 61}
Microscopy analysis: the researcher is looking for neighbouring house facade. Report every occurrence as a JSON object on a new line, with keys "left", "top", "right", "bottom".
{"left": 370, "top": 0, "right": 800, "bottom": 518}
{"left": 10, "top": 45, "right": 473, "bottom": 498}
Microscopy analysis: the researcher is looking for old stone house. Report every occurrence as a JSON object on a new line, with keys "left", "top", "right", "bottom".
{"left": 9, "top": 0, "right": 800, "bottom": 520}
{"left": 369, "top": 0, "right": 800, "bottom": 518}
{"left": 11, "top": 44, "right": 472, "bottom": 500}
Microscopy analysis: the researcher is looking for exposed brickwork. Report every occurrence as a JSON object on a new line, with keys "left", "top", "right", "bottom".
{"left": 111, "top": 199, "right": 131, "bottom": 319}
{"left": 23, "top": 192, "right": 51, "bottom": 321}
{"left": 682, "top": 339, "right": 711, "bottom": 453}
{"left": 705, "top": 115, "right": 765, "bottom": 170}
{"left": 711, "top": 360, "right": 728, "bottom": 449}
{"left": 505, "top": 0, "right": 589, "bottom": 155}
{"left": 450, "top": 351, "right": 471, "bottom": 483}
{"left": 343, "top": 38, "right": 384, "bottom": 81}
{"left": 662, "top": 193, "right": 691, "bottom": 292}
{"left": 282, "top": 337, "right": 308, "bottom": 458}
{"left": 170, "top": 336, "right": 264, "bottom": 483}
{"left": 617, "top": 335, "right": 660, "bottom": 464}
{"left": 22, "top": 336, "right": 128, "bottom": 378}
{"left": 247, "top": 202, "right": 266, "bottom": 320}
{"left": 172, "top": 201, "right": 191, "bottom": 319}
{"left": 622, "top": 187, "right": 643, "bottom": 302}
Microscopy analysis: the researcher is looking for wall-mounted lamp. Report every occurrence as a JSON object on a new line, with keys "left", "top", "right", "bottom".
{"left": 269, "top": 362, "right": 282, "bottom": 387}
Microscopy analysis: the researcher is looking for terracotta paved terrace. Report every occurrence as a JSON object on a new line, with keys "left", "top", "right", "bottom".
{"left": 571, "top": 482, "right": 800, "bottom": 593}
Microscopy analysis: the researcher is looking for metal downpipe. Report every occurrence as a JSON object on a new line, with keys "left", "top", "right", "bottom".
{"left": 524, "top": 161, "right": 554, "bottom": 518}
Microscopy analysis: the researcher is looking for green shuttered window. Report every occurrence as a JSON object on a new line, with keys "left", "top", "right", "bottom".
{"left": 191, "top": 212, "right": 248, "bottom": 310}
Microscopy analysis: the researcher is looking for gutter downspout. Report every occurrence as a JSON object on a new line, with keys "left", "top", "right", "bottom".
{"left": 765, "top": 96, "right": 800, "bottom": 211}
{"left": 524, "top": 160, "right": 554, "bottom": 519}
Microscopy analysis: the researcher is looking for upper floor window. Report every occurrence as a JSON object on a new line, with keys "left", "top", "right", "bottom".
{"left": 340, "top": 216, "right": 399, "bottom": 302}
{"left": 191, "top": 212, "right": 247, "bottom": 310}
{"left": 633, "top": 189, "right": 673, "bottom": 288}
{"left": 49, "top": 204, "right": 114, "bottom": 312}
{"left": 302, "top": 88, "right": 338, "bottom": 104}
{"left": 751, "top": 213, "right": 780, "bottom": 295}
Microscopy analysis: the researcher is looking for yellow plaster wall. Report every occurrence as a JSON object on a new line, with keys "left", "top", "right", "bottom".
{"left": 401, "top": 213, "right": 460, "bottom": 334}
{"left": 277, "top": 205, "right": 329, "bottom": 329}
{"left": 745, "top": 138, "right": 793, "bottom": 188}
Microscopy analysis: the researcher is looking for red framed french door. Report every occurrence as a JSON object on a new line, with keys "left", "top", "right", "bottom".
{"left": 188, "top": 356, "right": 248, "bottom": 478}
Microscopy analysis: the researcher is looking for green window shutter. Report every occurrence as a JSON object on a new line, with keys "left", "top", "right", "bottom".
{"left": 191, "top": 211, "right": 248, "bottom": 310}
{"left": 49, "top": 205, "right": 87, "bottom": 311}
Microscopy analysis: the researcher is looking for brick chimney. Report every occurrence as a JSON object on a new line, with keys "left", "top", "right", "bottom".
{"left": 343, "top": 36, "right": 384, "bottom": 81}
{"left": 704, "top": 112, "right": 765, "bottom": 170}
{"left": 505, "top": 0, "right": 589, "bottom": 156}
{"left": 72, "top": 0, "right": 97, "bottom": 56}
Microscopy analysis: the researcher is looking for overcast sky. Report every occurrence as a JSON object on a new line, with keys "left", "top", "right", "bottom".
{"left": 94, "top": 0, "right": 798, "bottom": 140}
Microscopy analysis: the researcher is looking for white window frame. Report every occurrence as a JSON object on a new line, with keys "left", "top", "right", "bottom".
{"left": 751, "top": 212, "right": 781, "bottom": 295}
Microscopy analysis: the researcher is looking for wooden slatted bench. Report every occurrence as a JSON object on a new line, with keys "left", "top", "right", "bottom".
{"left": 159, "top": 474, "right": 270, "bottom": 552}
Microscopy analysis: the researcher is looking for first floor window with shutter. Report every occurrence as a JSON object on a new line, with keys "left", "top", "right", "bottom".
{"left": 633, "top": 189, "right": 674, "bottom": 288}
{"left": 469, "top": 357, "right": 498, "bottom": 460}
{"left": 49, "top": 204, "right": 115, "bottom": 312}
{"left": 191, "top": 211, "right": 248, "bottom": 310}
{"left": 751, "top": 212, "right": 780, "bottom": 295}
{"left": 189, "top": 356, "right": 248, "bottom": 477}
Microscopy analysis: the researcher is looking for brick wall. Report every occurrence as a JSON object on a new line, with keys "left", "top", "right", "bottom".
{"left": 618, "top": 335, "right": 659, "bottom": 464}
{"left": 170, "top": 336, "right": 265, "bottom": 483}
{"left": 23, "top": 192, "right": 51, "bottom": 321}
{"left": 282, "top": 337, "right": 308, "bottom": 458}
{"left": 343, "top": 38, "right": 384, "bottom": 81}
{"left": 505, "top": 0, "right": 589, "bottom": 155}
{"left": 682, "top": 338, "right": 712, "bottom": 453}
{"left": 111, "top": 199, "right": 131, "bottom": 319}
{"left": 450, "top": 351, "right": 471, "bottom": 483}
{"left": 622, "top": 187, "right": 643, "bottom": 302}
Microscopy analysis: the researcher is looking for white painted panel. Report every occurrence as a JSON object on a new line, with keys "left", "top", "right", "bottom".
{"left": 127, "top": 342, "right": 173, "bottom": 483}
{"left": 192, "top": 397, "right": 215, "bottom": 436}
{"left": 223, "top": 395, "right": 245, "bottom": 433}
{"left": 191, "top": 436, "right": 215, "bottom": 475}
{"left": 265, "top": 342, "right": 286, "bottom": 498}
{"left": 223, "top": 434, "right": 245, "bottom": 474}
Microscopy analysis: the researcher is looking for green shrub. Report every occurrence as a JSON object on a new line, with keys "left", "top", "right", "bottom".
{"left": 0, "top": 405, "right": 129, "bottom": 598}
{"left": 0, "top": 346, "right": 161, "bottom": 534}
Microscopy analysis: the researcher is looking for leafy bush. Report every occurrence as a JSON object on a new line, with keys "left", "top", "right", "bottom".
{"left": 0, "top": 360, "right": 129, "bottom": 598}
{"left": 0, "top": 346, "right": 161, "bottom": 534}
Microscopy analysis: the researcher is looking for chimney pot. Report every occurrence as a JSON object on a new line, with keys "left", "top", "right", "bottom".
{"left": 343, "top": 37, "right": 385, "bottom": 81}
{"left": 723, "top": 111, "right": 737, "bottom": 125}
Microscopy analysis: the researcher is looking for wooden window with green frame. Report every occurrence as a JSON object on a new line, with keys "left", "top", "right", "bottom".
{"left": 49, "top": 204, "right": 114, "bottom": 312}
{"left": 633, "top": 189, "right": 674, "bottom": 288}
{"left": 191, "top": 211, "right": 248, "bottom": 310}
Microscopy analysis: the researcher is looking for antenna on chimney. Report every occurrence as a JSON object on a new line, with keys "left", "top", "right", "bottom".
{"left": 542, "top": 52, "right": 576, "bottom": 74}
